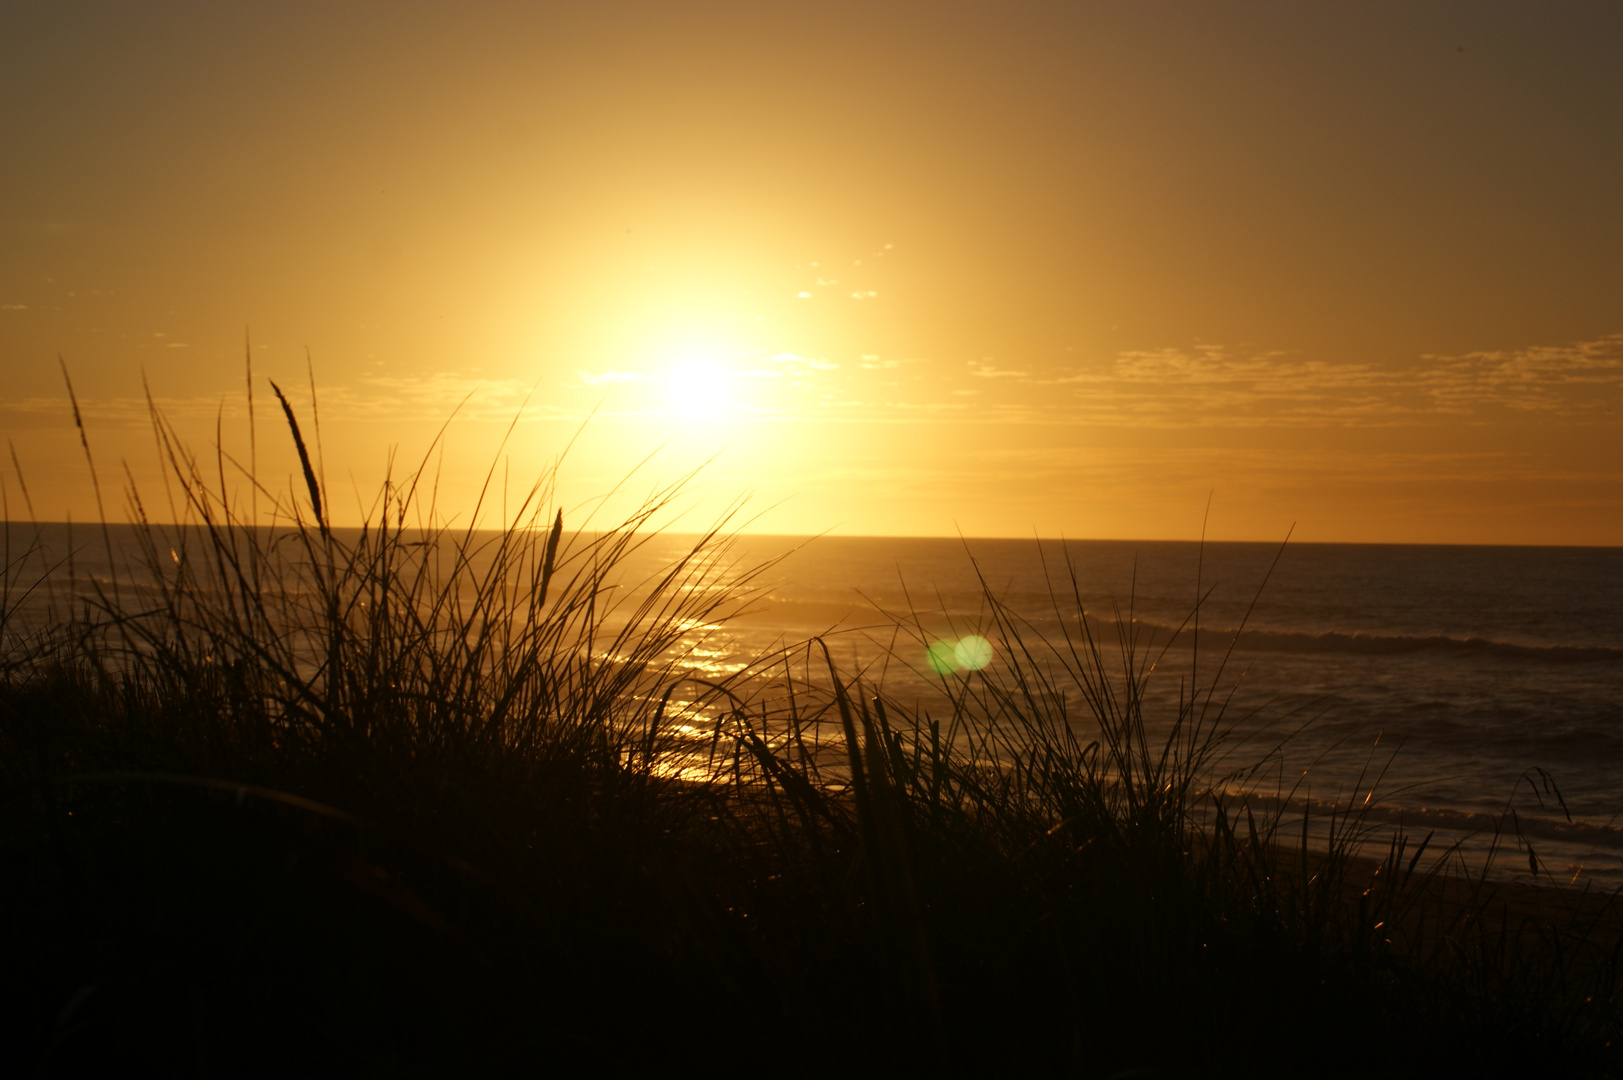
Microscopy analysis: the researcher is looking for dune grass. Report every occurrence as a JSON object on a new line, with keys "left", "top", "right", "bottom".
{"left": 0, "top": 391, "right": 1619, "bottom": 1077}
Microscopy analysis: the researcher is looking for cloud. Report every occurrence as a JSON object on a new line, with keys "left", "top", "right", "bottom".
{"left": 576, "top": 369, "right": 648, "bottom": 387}
{"left": 1040, "top": 334, "right": 1623, "bottom": 427}
{"left": 1, "top": 304, "right": 25, "bottom": 311}
{"left": 764, "top": 353, "right": 839, "bottom": 371}
{"left": 12, "top": 335, "right": 1616, "bottom": 437}
{"left": 970, "top": 362, "right": 1027, "bottom": 379}
{"left": 323, "top": 374, "right": 540, "bottom": 421}
{"left": 0, "top": 394, "right": 239, "bottom": 427}
{"left": 1418, "top": 336, "right": 1623, "bottom": 414}
{"left": 682, "top": 333, "right": 1623, "bottom": 429}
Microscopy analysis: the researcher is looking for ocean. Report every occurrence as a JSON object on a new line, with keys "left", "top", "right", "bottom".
{"left": 6, "top": 523, "right": 1620, "bottom": 887}
{"left": 670, "top": 534, "right": 1623, "bottom": 888}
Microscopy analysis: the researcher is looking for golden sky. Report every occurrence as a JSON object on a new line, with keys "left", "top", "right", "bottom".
{"left": 2, "top": 2, "right": 1620, "bottom": 543}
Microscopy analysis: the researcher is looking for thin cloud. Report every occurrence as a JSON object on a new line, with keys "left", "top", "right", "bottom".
{"left": 17, "top": 336, "right": 1617, "bottom": 434}
{"left": 1041, "top": 334, "right": 1623, "bottom": 427}
{"left": 576, "top": 369, "right": 649, "bottom": 387}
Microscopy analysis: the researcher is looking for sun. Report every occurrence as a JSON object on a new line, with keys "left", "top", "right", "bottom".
{"left": 659, "top": 345, "right": 733, "bottom": 420}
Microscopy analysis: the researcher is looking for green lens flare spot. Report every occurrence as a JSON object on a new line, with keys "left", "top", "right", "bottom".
{"left": 953, "top": 634, "right": 993, "bottom": 672}
{"left": 926, "top": 640, "right": 959, "bottom": 675}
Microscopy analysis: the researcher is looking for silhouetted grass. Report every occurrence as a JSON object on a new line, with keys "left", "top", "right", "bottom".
{"left": 0, "top": 390, "right": 1619, "bottom": 1077}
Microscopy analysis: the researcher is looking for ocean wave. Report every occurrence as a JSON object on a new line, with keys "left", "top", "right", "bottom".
{"left": 1135, "top": 622, "right": 1623, "bottom": 664}
{"left": 733, "top": 599, "right": 1622, "bottom": 665}
{"left": 1218, "top": 792, "right": 1623, "bottom": 852}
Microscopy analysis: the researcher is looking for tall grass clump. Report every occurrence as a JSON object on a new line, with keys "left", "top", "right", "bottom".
{"left": 0, "top": 382, "right": 1619, "bottom": 1078}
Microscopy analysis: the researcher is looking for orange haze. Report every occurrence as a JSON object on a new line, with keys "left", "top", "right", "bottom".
{"left": 2, "top": 3, "right": 1620, "bottom": 544}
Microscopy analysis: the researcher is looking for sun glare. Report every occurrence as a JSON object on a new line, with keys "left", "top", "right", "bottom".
{"left": 660, "top": 346, "right": 733, "bottom": 420}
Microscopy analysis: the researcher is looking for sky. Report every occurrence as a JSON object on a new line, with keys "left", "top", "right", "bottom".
{"left": 2, "top": 1, "right": 1620, "bottom": 544}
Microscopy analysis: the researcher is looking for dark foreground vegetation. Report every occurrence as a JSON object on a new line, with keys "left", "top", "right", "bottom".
{"left": 2, "top": 399, "right": 1620, "bottom": 1078}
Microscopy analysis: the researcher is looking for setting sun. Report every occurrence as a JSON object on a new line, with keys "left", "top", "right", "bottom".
{"left": 1, "top": 3, "right": 1618, "bottom": 546}
{"left": 659, "top": 347, "right": 733, "bottom": 421}
{"left": 4, "top": 5, "right": 1622, "bottom": 1073}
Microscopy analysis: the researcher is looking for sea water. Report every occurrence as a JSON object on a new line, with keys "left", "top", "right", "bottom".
{"left": 7, "top": 523, "right": 1620, "bottom": 887}
{"left": 661, "top": 535, "right": 1623, "bottom": 888}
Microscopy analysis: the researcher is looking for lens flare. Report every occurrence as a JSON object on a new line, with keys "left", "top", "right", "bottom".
{"left": 926, "top": 635, "right": 993, "bottom": 675}
{"left": 953, "top": 634, "right": 993, "bottom": 671}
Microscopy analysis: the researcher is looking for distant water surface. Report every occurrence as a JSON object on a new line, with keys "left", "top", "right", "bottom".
{"left": 674, "top": 535, "right": 1623, "bottom": 887}
{"left": 7, "top": 524, "right": 1620, "bottom": 887}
